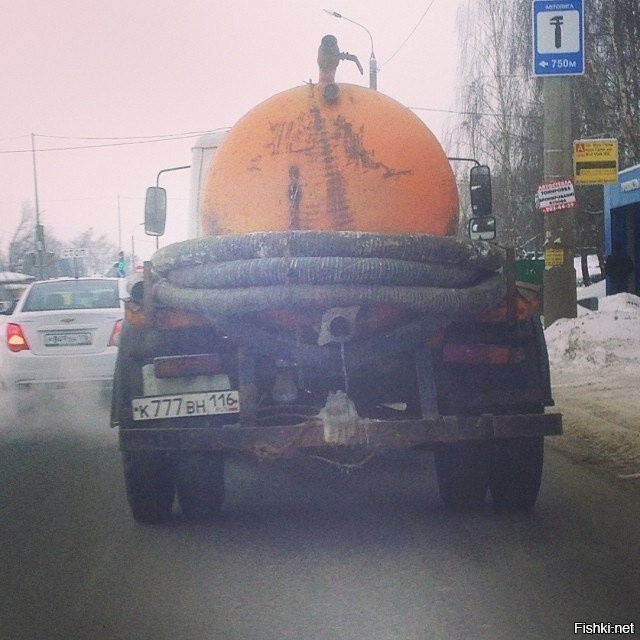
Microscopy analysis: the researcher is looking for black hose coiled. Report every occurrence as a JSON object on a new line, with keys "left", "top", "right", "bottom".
{"left": 149, "top": 231, "right": 506, "bottom": 319}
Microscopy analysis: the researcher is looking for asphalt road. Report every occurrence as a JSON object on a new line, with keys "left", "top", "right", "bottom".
{"left": 0, "top": 391, "right": 638, "bottom": 640}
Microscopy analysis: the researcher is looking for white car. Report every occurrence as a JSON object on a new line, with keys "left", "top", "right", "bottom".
{"left": 0, "top": 277, "right": 126, "bottom": 392}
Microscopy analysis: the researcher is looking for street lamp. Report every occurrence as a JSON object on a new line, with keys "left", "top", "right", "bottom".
{"left": 324, "top": 9, "right": 378, "bottom": 89}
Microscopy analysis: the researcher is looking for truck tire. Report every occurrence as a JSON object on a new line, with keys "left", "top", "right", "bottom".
{"left": 122, "top": 451, "right": 175, "bottom": 524}
{"left": 174, "top": 452, "right": 225, "bottom": 522}
{"left": 489, "top": 437, "right": 544, "bottom": 511}
{"left": 434, "top": 442, "right": 489, "bottom": 509}
{"left": 111, "top": 320, "right": 146, "bottom": 429}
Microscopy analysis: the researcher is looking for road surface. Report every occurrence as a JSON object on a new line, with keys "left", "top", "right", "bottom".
{"left": 551, "top": 368, "right": 640, "bottom": 479}
{"left": 0, "top": 389, "right": 638, "bottom": 640}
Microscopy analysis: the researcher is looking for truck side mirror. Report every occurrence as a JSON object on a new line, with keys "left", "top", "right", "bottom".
{"left": 144, "top": 186, "right": 167, "bottom": 236}
{"left": 468, "top": 216, "right": 496, "bottom": 241}
{"left": 470, "top": 165, "right": 492, "bottom": 217}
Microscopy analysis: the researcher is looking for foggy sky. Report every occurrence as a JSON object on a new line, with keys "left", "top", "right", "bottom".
{"left": 1, "top": 1, "right": 462, "bottom": 261}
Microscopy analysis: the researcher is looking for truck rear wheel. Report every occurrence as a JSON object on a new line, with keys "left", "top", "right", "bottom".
{"left": 174, "top": 452, "right": 225, "bottom": 522}
{"left": 434, "top": 442, "right": 489, "bottom": 509}
{"left": 489, "top": 437, "right": 544, "bottom": 511}
{"left": 122, "top": 451, "right": 175, "bottom": 524}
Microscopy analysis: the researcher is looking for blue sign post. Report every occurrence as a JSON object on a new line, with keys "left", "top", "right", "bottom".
{"left": 533, "top": 0, "right": 584, "bottom": 76}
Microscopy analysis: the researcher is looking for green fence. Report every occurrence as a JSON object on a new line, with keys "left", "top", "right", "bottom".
{"left": 515, "top": 259, "right": 544, "bottom": 288}
{"left": 515, "top": 258, "right": 544, "bottom": 307}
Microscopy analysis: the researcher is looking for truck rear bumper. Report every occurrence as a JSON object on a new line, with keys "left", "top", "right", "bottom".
{"left": 119, "top": 412, "right": 562, "bottom": 456}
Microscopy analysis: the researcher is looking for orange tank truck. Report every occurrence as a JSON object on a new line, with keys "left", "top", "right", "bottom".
{"left": 201, "top": 81, "right": 459, "bottom": 236}
{"left": 112, "top": 35, "right": 561, "bottom": 524}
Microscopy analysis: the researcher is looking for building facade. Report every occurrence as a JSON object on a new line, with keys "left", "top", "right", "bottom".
{"left": 603, "top": 164, "right": 640, "bottom": 295}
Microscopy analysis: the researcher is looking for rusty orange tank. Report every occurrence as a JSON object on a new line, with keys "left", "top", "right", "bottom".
{"left": 202, "top": 75, "right": 459, "bottom": 237}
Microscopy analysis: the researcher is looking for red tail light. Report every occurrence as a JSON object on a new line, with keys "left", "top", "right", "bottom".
{"left": 153, "top": 354, "right": 223, "bottom": 378}
{"left": 108, "top": 319, "right": 123, "bottom": 347}
{"left": 7, "top": 323, "right": 30, "bottom": 352}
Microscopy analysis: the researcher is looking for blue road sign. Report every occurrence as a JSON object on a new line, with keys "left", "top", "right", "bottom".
{"left": 533, "top": 0, "right": 584, "bottom": 76}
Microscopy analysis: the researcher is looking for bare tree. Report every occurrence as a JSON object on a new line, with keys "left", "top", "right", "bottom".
{"left": 69, "top": 228, "right": 118, "bottom": 275}
{"left": 449, "top": 0, "right": 544, "bottom": 253}
{"left": 451, "top": 0, "right": 640, "bottom": 286}
{"left": 575, "top": 0, "right": 640, "bottom": 164}
{"left": 8, "top": 204, "right": 37, "bottom": 273}
{"left": 6, "top": 205, "right": 117, "bottom": 278}
{"left": 571, "top": 1, "right": 640, "bottom": 281}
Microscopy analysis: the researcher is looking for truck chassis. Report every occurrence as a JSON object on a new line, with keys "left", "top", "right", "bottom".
{"left": 113, "top": 309, "right": 561, "bottom": 523}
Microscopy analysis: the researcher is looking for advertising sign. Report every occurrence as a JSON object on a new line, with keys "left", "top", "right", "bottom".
{"left": 545, "top": 248, "right": 565, "bottom": 267}
{"left": 537, "top": 179, "right": 576, "bottom": 213}
{"left": 573, "top": 139, "right": 619, "bottom": 185}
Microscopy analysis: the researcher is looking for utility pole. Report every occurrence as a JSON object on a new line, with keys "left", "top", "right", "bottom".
{"left": 542, "top": 77, "right": 577, "bottom": 327}
{"left": 534, "top": 0, "right": 584, "bottom": 327}
{"left": 117, "top": 194, "right": 123, "bottom": 251}
{"left": 31, "top": 133, "right": 45, "bottom": 280}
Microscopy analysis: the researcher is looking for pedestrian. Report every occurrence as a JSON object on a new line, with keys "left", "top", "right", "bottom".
{"left": 604, "top": 242, "right": 634, "bottom": 294}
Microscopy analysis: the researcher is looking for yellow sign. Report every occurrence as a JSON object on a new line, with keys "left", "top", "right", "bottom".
{"left": 573, "top": 138, "right": 619, "bottom": 184}
{"left": 545, "top": 248, "right": 565, "bottom": 267}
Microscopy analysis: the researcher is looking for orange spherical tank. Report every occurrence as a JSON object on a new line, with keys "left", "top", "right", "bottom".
{"left": 201, "top": 82, "right": 459, "bottom": 236}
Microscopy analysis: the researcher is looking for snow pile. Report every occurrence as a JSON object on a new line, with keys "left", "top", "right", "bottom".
{"left": 577, "top": 277, "right": 605, "bottom": 300}
{"left": 544, "top": 284, "right": 640, "bottom": 480}
{"left": 545, "top": 291, "right": 640, "bottom": 371}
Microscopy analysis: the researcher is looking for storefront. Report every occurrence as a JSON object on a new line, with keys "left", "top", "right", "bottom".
{"left": 603, "top": 164, "right": 640, "bottom": 295}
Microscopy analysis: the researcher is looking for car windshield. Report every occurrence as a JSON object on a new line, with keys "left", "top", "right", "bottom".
{"left": 21, "top": 280, "right": 121, "bottom": 312}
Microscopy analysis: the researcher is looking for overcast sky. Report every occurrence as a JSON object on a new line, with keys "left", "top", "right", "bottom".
{"left": 1, "top": 0, "right": 463, "bottom": 261}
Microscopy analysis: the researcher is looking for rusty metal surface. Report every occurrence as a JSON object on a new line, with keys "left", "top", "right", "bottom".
{"left": 201, "top": 83, "right": 459, "bottom": 236}
{"left": 119, "top": 412, "right": 563, "bottom": 455}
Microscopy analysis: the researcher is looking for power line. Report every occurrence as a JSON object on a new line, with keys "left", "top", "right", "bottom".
{"left": 1, "top": 195, "right": 188, "bottom": 208}
{"left": 0, "top": 128, "right": 229, "bottom": 155}
{"left": 409, "top": 106, "right": 543, "bottom": 120}
{"left": 410, "top": 106, "right": 482, "bottom": 115}
{"left": 36, "top": 130, "right": 219, "bottom": 141}
{"left": 381, "top": 0, "right": 437, "bottom": 67}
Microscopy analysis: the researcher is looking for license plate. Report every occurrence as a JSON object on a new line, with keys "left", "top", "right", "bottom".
{"left": 131, "top": 390, "right": 240, "bottom": 421}
{"left": 45, "top": 332, "right": 92, "bottom": 346}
